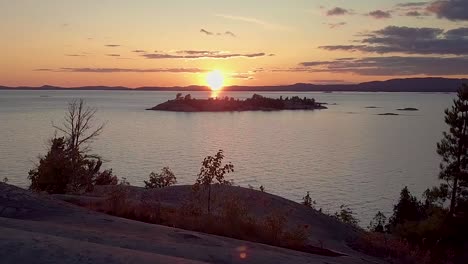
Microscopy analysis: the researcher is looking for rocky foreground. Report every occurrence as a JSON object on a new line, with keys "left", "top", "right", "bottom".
{"left": 0, "top": 183, "right": 385, "bottom": 264}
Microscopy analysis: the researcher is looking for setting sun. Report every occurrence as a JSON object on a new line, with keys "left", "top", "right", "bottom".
{"left": 206, "top": 70, "right": 224, "bottom": 91}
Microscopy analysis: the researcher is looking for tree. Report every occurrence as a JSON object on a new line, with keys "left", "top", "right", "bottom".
{"left": 387, "top": 187, "right": 424, "bottom": 231}
{"left": 28, "top": 99, "right": 115, "bottom": 194}
{"left": 176, "top": 93, "right": 183, "bottom": 100}
{"left": 144, "top": 167, "right": 177, "bottom": 188}
{"left": 194, "top": 150, "right": 234, "bottom": 213}
{"left": 302, "top": 191, "right": 315, "bottom": 208}
{"left": 334, "top": 204, "right": 359, "bottom": 227}
{"left": 437, "top": 84, "right": 468, "bottom": 216}
{"left": 369, "top": 211, "right": 387, "bottom": 233}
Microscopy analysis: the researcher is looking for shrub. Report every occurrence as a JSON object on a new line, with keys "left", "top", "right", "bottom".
{"left": 368, "top": 211, "right": 387, "bottom": 233}
{"left": 334, "top": 204, "right": 359, "bottom": 227}
{"left": 302, "top": 191, "right": 316, "bottom": 208}
{"left": 144, "top": 167, "right": 177, "bottom": 189}
{"left": 94, "top": 169, "right": 118, "bottom": 185}
{"left": 352, "top": 232, "right": 432, "bottom": 264}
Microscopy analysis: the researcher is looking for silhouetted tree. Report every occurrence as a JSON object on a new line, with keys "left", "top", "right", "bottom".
{"left": 194, "top": 150, "right": 234, "bottom": 213}
{"left": 387, "top": 187, "right": 424, "bottom": 232}
{"left": 28, "top": 99, "right": 115, "bottom": 194}
{"left": 302, "top": 191, "right": 315, "bottom": 208}
{"left": 144, "top": 167, "right": 177, "bottom": 189}
{"left": 184, "top": 94, "right": 191, "bottom": 100}
{"left": 334, "top": 204, "right": 359, "bottom": 226}
{"left": 176, "top": 93, "right": 183, "bottom": 100}
{"left": 437, "top": 84, "right": 468, "bottom": 216}
{"left": 369, "top": 211, "right": 387, "bottom": 233}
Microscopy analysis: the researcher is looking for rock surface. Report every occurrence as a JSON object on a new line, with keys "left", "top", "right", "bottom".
{"left": 0, "top": 183, "right": 386, "bottom": 264}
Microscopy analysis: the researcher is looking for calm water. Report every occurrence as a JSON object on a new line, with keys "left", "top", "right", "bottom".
{"left": 0, "top": 90, "right": 454, "bottom": 224}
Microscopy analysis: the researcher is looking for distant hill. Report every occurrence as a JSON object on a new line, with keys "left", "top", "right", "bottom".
{"left": 1, "top": 77, "right": 467, "bottom": 92}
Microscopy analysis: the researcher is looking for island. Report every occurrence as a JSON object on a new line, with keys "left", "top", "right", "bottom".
{"left": 378, "top": 112, "right": 399, "bottom": 116}
{"left": 147, "top": 93, "right": 327, "bottom": 112}
{"left": 397, "top": 107, "right": 419, "bottom": 111}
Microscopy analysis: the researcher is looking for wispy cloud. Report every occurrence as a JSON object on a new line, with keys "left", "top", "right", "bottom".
{"left": 132, "top": 50, "right": 146, "bottom": 53}
{"left": 35, "top": 67, "right": 208, "bottom": 73}
{"left": 105, "top": 44, "right": 121, "bottom": 47}
{"left": 200, "top": 29, "right": 214, "bottom": 35}
{"left": 106, "top": 54, "right": 120, "bottom": 57}
{"left": 215, "top": 14, "right": 291, "bottom": 31}
{"left": 65, "top": 54, "right": 86, "bottom": 57}
{"left": 142, "top": 50, "right": 267, "bottom": 60}
{"left": 200, "top": 29, "right": 236, "bottom": 37}
{"left": 326, "top": 22, "right": 347, "bottom": 29}
{"left": 368, "top": 10, "right": 392, "bottom": 19}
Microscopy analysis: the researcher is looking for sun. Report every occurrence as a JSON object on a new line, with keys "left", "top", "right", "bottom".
{"left": 206, "top": 70, "right": 224, "bottom": 91}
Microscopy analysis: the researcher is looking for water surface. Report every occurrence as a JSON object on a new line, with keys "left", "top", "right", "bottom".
{"left": 0, "top": 90, "right": 454, "bottom": 223}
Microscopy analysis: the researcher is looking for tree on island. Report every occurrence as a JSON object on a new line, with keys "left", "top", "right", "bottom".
{"left": 28, "top": 99, "right": 117, "bottom": 194}
{"left": 194, "top": 150, "right": 234, "bottom": 213}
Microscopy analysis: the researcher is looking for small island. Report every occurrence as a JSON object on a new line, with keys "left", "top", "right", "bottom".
{"left": 397, "top": 107, "right": 419, "bottom": 111}
{"left": 378, "top": 112, "right": 399, "bottom": 116}
{"left": 147, "top": 93, "right": 327, "bottom": 112}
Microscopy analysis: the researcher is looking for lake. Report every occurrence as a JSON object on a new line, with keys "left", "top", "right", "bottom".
{"left": 0, "top": 90, "right": 454, "bottom": 224}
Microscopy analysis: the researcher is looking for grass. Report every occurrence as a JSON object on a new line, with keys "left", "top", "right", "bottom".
{"left": 71, "top": 185, "right": 344, "bottom": 257}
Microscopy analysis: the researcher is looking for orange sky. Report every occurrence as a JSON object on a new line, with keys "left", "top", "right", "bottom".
{"left": 1, "top": 0, "right": 467, "bottom": 87}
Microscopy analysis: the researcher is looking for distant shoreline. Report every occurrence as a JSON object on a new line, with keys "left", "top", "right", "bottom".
{"left": 1, "top": 77, "right": 467, "bottom": 93}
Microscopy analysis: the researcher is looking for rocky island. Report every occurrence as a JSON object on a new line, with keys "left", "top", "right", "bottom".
{"left": 147, "top": 93, "right": 327, "bottom": 112}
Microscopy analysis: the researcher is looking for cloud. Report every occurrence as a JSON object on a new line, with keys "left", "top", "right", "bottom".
{"left": 200, "top": 29, "right": 214, "bottom": 35}
{"left": 35, "top": 68, "right": 208, "bottom": 73}
{"left": 405, "top": 10, "right": 427, "bottom": 16}
{"left": 394, "top": 2, "right": 431, "bottom": 17}
{"left": 327, "top": 22, "right": 347, "bottom": 29}
{"left": 142, "top": 50, "right": 266, "bottom": 60}
{"left": 396, "top": 2, "right": 429, "bottom": 7}
{"left": 319, "top": 26, "right": 468, "bottom": 55}
{"left": 229, "top": 72, "right": 255, "bottom": 80}
{"left": 216, "top": 14, "right": 290, "bottom": 31}
{"left": 65, "top": 54, "right": 85, "bottom": 57}
{"left": 106, "top": 54, "right": 120, "bottom": 57}
{"left": 326, "top": 7, "right": 351, "bottom": 16}
{"left": 428, "top": 0, "right": 468, "bottom": 21}
{"left": 105, "top": 44, "right": 120, "bottom": 47}
{"left": 200, "top": 28, "right": 237, "bottom": 37}
{"left": 225, "top": 31, "right": 236, "bottom": 37}
{"left": 132, "top": 50, "right": 146, "bottom": 53}
{"left": 368, "top": 10, "right": 392, "bottom": 19}
{"left": 298, "top": 56, "right": 468, "bottom": 76}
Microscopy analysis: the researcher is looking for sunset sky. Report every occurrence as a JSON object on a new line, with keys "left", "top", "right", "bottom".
{"left": 1, "top": 0, "right": 468, "bottom": 87}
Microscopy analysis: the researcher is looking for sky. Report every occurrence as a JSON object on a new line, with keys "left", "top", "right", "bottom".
{"left": 1, "top": 0, "right": 468, "bottom": 87}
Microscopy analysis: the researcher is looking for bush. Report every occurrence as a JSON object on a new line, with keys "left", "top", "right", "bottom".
{"left": 94, "top": 169, "right": 118, "bottom": 185}
{"left": 334, "top": 204, "right": 359, "bottom": 227}
{"left": 368, "top": 211, "right": 387, "bottom": 233}
{"left": 302, "top": 191, "right": 316, "bottom": 208}
{"left": 351, "top": 232, "right": 432, "bottom": 264}
{"left": 144, "top": 167, "right": 177, "bottom": 189}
